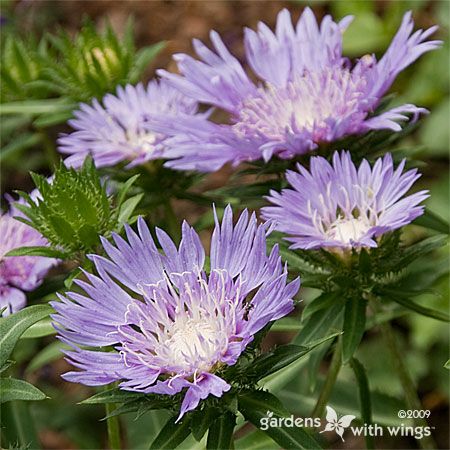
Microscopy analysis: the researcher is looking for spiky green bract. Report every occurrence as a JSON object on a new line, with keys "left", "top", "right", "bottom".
{"left": 14, "top": 158, "right": 114, "bottom": 257}
{"left": 1, "top": 18, "right": 164, "bottom": 103}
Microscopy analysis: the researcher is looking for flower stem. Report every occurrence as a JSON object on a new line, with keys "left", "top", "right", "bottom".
{"left": 105, "top": 403, "right": 121, "bottom": 450}
{"left": 311, "top": 337, "right": 342, "bottom": 418}
{"left": 380, "top": 319, "right": 436, "bottom": 449}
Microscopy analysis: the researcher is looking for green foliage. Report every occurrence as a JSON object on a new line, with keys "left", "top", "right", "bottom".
{"left": 0, "top": 378, "right": 47, "bottom": 403}
{"left": 350, "top": 358, "right": 375, "bottom": 449}
{"left": 0, "top": 304, "right": 53, "bottom": 370}
{"left": 206, "top": 411, "right": 236, "bottom": 450}
{"left": 10, "top": 158, "right": 138, "bottom": 257}
{"left": 238, "top": 390, "right": 322, "bottom": 450}
{"left": 149, "top": 415, "right": 192, "bottom": 450}
{"left": 0, "top": 19, "right": 164, "bottom": 104}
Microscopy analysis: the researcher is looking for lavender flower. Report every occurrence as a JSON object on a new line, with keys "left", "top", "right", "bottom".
{"left": 154, "top": 9, "right": 440, "bottom": 171}
{"left": 0, "top": 208, "right": 55, "bottom": 315}
{"left": 52, "top": 206, "right": 299, "bottom": 419}
{"left": 262, "top": 151, "right": 428, "bottom": 250}
{"left": 58, "top": 80, "right": 200, "bottom": 169}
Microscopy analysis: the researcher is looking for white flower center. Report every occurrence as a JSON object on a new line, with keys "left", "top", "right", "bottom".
{"left": 327, "top": 215, "right": 371, "bottom": 244}
{"left": 127, "top": 131, "right": 157, "bottom": 154}
{"left": 233, "top": 68, "right": 367, "bottom": 141}
{"left": 163, "top": 316, "right": 220, "bottom": 371}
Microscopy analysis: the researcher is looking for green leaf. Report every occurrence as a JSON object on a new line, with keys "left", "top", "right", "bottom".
{"left": 0, "top": 378, "right": 47, "bottom": 403}
{"left": 350, "top": 358, "right": 374, "bottom": 449}
{"left": 118, "top": 193, "right": 144, "bottom": 224}
{"left": 414, "top": 210, "right": 449, "bottom": 234}
{"left": 115, "top": 174, "right": 140, "bottom": 209}
{"left": 191, "top": 407, "right": 220, "bottom": 441}
{"left": 271, "top": 318, "right": 301, "bottom": 332}
{"left": 302, "top": 291, "right": 343, "bottom": 320}
{"left": 294, "top": 299, "right": 344, "bottom": 346}
{"left": 0, "top": 304, "right": 53, "bottom": 369}
{"left": 251, "top": 335, "right": 339, "bottom": 382}
{"left": 342, "top": 297, "right": 367, "bottom": 363}
{"left": 32, "top": 110, "right": 73, "bottom": 128}
{"left": 0, "top": 132, "right": 42, "bottom": 162}
{"left": 0, "top": 99, "right": 76, "bottom": 115}
{"left": 26, "top": 341, "right": 69, "bottom": 374}
{"left": 238, "top": 391, "right": 321, "bottom": 450}
{"left": 238, "top": 390, "right": 289, "bottom": 420}
{"left": 129, "top": 42, "right": 166, "bottom": 83}
{"left": 21, "top": 317, "right": 56, "bottom": 339}
{"left": 149, "top": 415, "right": 192, "bottom": 450}
{"left": 5, "top": 246, "right": 68, "bottom": 259}
{"left": 396, "top": 235, "right": 448, "bottom": 268}
{"left": 444, "top": 360, "right": 450, "bottom": 370}
{"left": 387, "top": 294, "right": 450, "bottom": 322}
{"left": 206, "top": 411, "right": 236, "bottom": 450}
{"left": 248, "top": 345, "right": 309, "bottom": 381}
{"left": 235, "top": 430, "right": 278, "bottom": 450}
{"left": 81, "top": 387, "right": 141, "bottom": 405}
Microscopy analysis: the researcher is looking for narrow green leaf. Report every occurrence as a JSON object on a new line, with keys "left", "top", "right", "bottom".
{"left": 238, "top": 390, "right": 289, "bottom": 420}
{"left": 118, "top": 193, "right": 144, "bottom": 224}
{"left": 129, "top": 42, "right": 166, "bottom": 83}
{"left": 5, "top": 246, "right": 68, "bottom": 259}
{"left": 0, "top": 99, "right": 76, "bottom": 115}
{"left": 414, "top": 209, "right": 449, "bottom": 234}
{"left": 235, "top": 430, "right": 278, "bottom": 450}
{"left": 149, "top": 415, "right": 192, "bottom": 450}
{"left": 116, "top": 174, "right": 140, "bottom": 208}
{"left": 302, "top": 291, "right": 342, "bottom": 320}
{"left": 249, "top": 345, "right": 309, "bottom": 381}
{"left": 26, "top": 341, "right": 69, "bottom": 374}
{"left": 206, "top": 411, "right": 236, "bottom": 450}
{"left": 387, "top": 294, "right": 450, "bottom": 322}
{"left": 253, "top": 334, "right": 339, "bottom": 382}
{"left": 0, "top": 132, "right": 42, "bottom": 162}
{"left": 32, "top": 110, "right": 73, "bottom": 128}
{"left": 0, "top": 378, "right": 47, "bottom": 403}
{"left": 0, "top": 304, "right": 53, "bottom": 368}
{"left": 271, "top": 317, "right": 301, "bottom": 332}
{"left": 21, "top": 317, "right": 56, "bottom": 339}
{"left": 342, "top": 298, "right": 366, "bottom": 363}
{"left": 350, "top": 358, "right": 374, "bottom": 449}
{"left": 238, "top": 391, "right": 321, "bottom": 450}
{"left": 294, "top": 299, "right": 344, "bottom": 346}
{"left": 396, "top": 235, "right": 448, "bottom": 268}
{"left": 444, "top": 360, "right": 450, "bottom": 370}
{"left": 191, "top": 407, "right": 220, "bottom": 441}
{"left": 81, "top": 387, "right": 141, "bottom": 405}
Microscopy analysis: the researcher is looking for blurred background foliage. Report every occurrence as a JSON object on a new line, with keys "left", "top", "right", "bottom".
{"left": 0, "top": 1, "right": 448, "bottom": 449}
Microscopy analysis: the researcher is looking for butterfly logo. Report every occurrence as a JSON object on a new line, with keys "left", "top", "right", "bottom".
{"left": 320, "top": 406, "right": 355, "bottom": 442}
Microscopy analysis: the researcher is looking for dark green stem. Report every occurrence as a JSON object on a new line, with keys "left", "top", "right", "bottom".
{"left": 380, "top": 319, "right": 436, "bottom": 449}
{"left": 311, "top": 337, "right": 342, "bottom": 418}
{"left": 105, "top": 403, "right": 121, "bottom": 449}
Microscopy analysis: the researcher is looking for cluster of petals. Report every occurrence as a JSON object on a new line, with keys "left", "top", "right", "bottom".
{"left": 150, "top": 8, "right": 441, "bottom": 171}
{"left": 51, "top": 207, "right": 300, "bottom": 418}
{"left": 0, "top": 201, "right": 56, "bottom": 315}
{"left": 262, "top": 151, "right": 428, "bottom": 250}
{"left": 58, "top": 80, "right": 200, "bottom": 169}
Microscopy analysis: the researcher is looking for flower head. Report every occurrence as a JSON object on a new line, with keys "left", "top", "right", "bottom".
{"left": 262, "top": 151, "right": 428, "bottom": 250}
{"left": 154, "top": 9, "right": 440, "bottom": 171}
{"left": 1, "top": 203, "right": 56, "bottom": 315}
{"left": 58, "top": 80, "right": 199, "bottom": 169}
{"left": 51, "top": 206, "right": 299, "bottom": 419}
